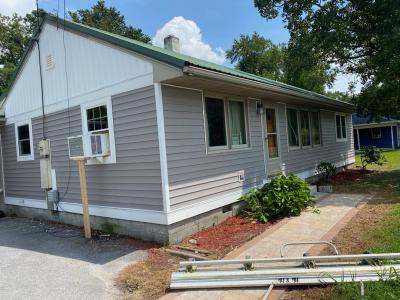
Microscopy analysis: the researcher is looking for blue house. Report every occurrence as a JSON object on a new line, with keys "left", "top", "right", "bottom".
{"left": 353, "top": 115, "right": 400, "bottom": 150}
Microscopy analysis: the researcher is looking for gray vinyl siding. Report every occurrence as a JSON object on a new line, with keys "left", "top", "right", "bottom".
{"left": 2, "top": 85, "right": 163, "bottom": 211}
{"left": 275, "top": 103, "right": 354, "bottom": 175}
{"left": 162, "top": 86, "right": 265, "bottom": 211}
{"left": 2, "top": 125, "right": 42, "bottom": 199}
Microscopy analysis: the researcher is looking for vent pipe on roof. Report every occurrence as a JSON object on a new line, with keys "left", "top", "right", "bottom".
{"left": 164, "top": 35, "right": 180, "bottom": 52}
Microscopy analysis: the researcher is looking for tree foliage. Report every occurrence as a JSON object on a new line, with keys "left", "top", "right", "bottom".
{"left": 0, "top": 1, "right": 150, "bottom": 96}
{"left": 0, "top": 11, "right": 43, "bottom": 95}
{"left": 254, "top": 0, "right": 400, "bottom": 119}
{"left": 69, "top": 0, "right": 150, "bottom": 43}
{"left": 226, "top": 32, "right": 335, "bottom": 94}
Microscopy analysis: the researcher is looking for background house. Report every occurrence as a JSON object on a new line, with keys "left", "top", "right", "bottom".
{"left": 0, "top": 14, "right": 355, "bottom": 243}
{"left": 353, "top": 115, "right": 400, "bottom": 150}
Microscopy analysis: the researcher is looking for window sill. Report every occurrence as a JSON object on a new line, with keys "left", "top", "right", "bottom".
{"left": 336, "top": 138, "right": 348, "bottom": 142}
{"left": 17, "top": 155, "right": 34, "bottom": 162}
{"left": 207, "top": 146, "right": 252, "bottom": 155}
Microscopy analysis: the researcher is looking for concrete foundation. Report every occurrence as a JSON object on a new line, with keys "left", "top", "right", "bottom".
{"left": 0, "top": 201, "right": 241, "bottom": 244}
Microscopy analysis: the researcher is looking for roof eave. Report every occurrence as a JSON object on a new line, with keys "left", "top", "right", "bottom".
{"left": 183, "top": 66, "right": 355, "bottom": 111}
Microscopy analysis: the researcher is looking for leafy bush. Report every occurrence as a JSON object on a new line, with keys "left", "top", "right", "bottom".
{"left": 241, "top": 175, "right": 315, "bottom": 222}
{"left": 360, "top": 146, "right": 386, "bottom": 170}
{"left": 316, "top": 161, "right": 336, "bottom": 183}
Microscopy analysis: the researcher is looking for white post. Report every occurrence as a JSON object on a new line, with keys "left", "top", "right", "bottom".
{"left": 356, "top": 129, "right": 361, "bottom": 150}
{"left": 391, "top": 126, "right": 395, "bottom": 149}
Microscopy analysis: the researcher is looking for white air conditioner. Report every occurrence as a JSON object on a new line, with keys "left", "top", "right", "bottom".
{"left": 68, "top": 133, "right": 110, "bottom": 160}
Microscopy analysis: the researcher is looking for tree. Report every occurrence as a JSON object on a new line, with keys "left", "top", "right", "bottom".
{"left": 0, "top": 12, "right": 41, "bottom": 95}
{"left": 69, "top": 0, "right": 150, "bottom": 43}
{"left": 226, "top": 33, "right": 335, "bottom": 94}
{"left": 254, "top": 0, "right": 400, "bottom": 119}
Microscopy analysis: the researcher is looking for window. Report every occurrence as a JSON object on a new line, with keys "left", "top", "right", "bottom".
{"left": 266, "top": 108, "right": 279, "bottom": 158}
{"left": 311, "top": 111, "right": 321, "bottom": 145}
{"left": 205, "top": 98, "right": 227, "bottom": 148}
{"left": 15, "top": 121, "right": 34, "bottom": 161}
{"left": 287, "top": 108, "right": 299, "bottom": 148}
{"left": 229, "top": 100, "right": 247, "bottom": 146}
{"left": 287, "top": 108, "right": 322, "bottom": 149}
{"left": 204, "top": 96, "right": 248, "bottom": 151}
{"left": 81, "top": 98, "right": 116, "bottom": 164}
{"left": 86, "top": 105, "right": 108, "bottom": 132}
{"left": 336, "top": 114, "right": 347, "bottom": 140}
{"left": 300, "top": 111, "right": 311, "bottom": 147}
{"left": 371, "top": 128, "right": 381, "bottom": 139}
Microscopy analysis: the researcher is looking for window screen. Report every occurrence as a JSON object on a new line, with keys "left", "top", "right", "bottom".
{"left": 229, "top": 101, "right": 247, "bottom": 146}
{"left": 87, "top": 105, "right": 108, "bottom": 132}
{"left": 287, "top": 108, "right": 299, "bottom": 147}
{"left": 300, "top": 111, "right": 311, "bottom": 146}
{"left": 311, "top": 111, "right": 321, "bottom": 145}
{"left": 205, "top": 98, "right": 227, "bottom": 147}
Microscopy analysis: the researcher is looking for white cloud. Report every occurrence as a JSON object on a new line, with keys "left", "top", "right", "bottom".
{"left": 153, "top": 16, "right": 225, "bottom": 65}
{"left": 0, "top": 0, "right": 37, "bottom": 16}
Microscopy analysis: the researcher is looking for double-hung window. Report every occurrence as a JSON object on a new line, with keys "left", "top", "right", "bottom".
{"left": 81, "top": 98, "right": 116, "bottom": 164}
{"left": 204, "top": 97, "right": 248, "bottom": 151}
{"left": 335, "top": 114, "right": 347, "bottom": 141}
{"left": 287, "top": 108, "right": 321, "bottom": 149}
{"left": 15, "top": 121, "right": 34, "bottom": 161}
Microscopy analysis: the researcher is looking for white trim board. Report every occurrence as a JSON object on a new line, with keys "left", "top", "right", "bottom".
{"left": 154, "top": 83, "right": 171, "bottom": 213}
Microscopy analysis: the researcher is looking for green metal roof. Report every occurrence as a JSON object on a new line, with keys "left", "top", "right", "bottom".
{"left": 0, "top": 13, "right": 353, "bottom": 112}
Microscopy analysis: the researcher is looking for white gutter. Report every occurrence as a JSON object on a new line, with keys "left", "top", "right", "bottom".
{"left": 183, "top": 66, "right": 354, "bottom": 111}
{"left": 353, "top": 121, "right": 400, "bottom": 130}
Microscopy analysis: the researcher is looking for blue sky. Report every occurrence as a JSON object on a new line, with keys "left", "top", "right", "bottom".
{"left": 37, "top": 0, "right": 289, "bottom": 52}
{"left": 1, "top": 0, "right": 357, "bottom": 92}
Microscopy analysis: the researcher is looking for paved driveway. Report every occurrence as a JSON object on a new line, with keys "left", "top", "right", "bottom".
{"left": 0, "top": 217, "right": 150, "bottom": 300}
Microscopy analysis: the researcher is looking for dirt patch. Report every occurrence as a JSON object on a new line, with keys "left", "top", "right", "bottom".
{"left": 115, "top": 248, "right": 181, "bottom": 300}
{"left": 284, "top": 197, "right": 394, "bottom": 300}
{"left": 330, "top": 168, "right": 374, "bottom": 185}
{"left": 182, "top": 216, "right": 275, "bottom": 257}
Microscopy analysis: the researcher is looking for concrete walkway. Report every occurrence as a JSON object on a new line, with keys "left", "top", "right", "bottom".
{"left": 162, "top": 193, "right": 368, "bottom": 300}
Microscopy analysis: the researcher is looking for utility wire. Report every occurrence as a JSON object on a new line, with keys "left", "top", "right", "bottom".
{"left": 58, "top": 0, "right": 72, "bottom": 205}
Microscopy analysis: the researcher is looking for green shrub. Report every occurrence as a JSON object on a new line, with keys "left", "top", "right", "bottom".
{"left": 316, "top": 161, "right": 336, "bottom": 183}
{"left": 241, "top": 175, "right": 315, "bottom": 222}
{"left": 360, "top": 146, "right": 386, "bottom": 170}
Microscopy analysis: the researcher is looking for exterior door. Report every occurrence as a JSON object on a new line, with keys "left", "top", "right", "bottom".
{"left": 264, "top": 106, "right": 282, "bottom": 177}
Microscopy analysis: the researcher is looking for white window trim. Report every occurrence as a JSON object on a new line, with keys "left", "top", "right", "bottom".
{"left": 287, "top": 107, "right": 323, "bottom": 150}
{"left": 335, "top": 113, "right": 348, "bottom": 142}
{"left": 80, "top": 97, "right": 116, "bottom": 164}
{"left": 228, "top": 98, "right": 249, "bottom": 149}
{"left": 203, "top": 95, "right": 250, "bottom": 153}
{"left": 264, "top": 106, "right": 280, "bottom": 160}
{"left": 15, "top": 119, "right": 34, "bottom": 162}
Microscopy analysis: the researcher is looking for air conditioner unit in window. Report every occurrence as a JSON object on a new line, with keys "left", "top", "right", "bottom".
{"left": 68, "top": 133, "right": 110, "bottom": 160}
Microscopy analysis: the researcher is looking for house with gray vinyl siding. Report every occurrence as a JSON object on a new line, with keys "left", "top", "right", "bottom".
{"left": 0, "top": 14, "right": 355, "bottom": 243}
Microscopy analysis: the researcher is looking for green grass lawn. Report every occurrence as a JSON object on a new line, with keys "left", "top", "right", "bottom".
{"left": 355, "top": 149, "right": 400, "bottom": 171}
{"left": 328, "top": 149, "right": 400, "bottom": 299}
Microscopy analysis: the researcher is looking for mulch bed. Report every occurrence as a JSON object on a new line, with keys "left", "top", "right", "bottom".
{"left": 330, "top": 168, "right": 374, "bottom": 185}
{"left": 182, "top": 216, "right": 275, "bottom": 257}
